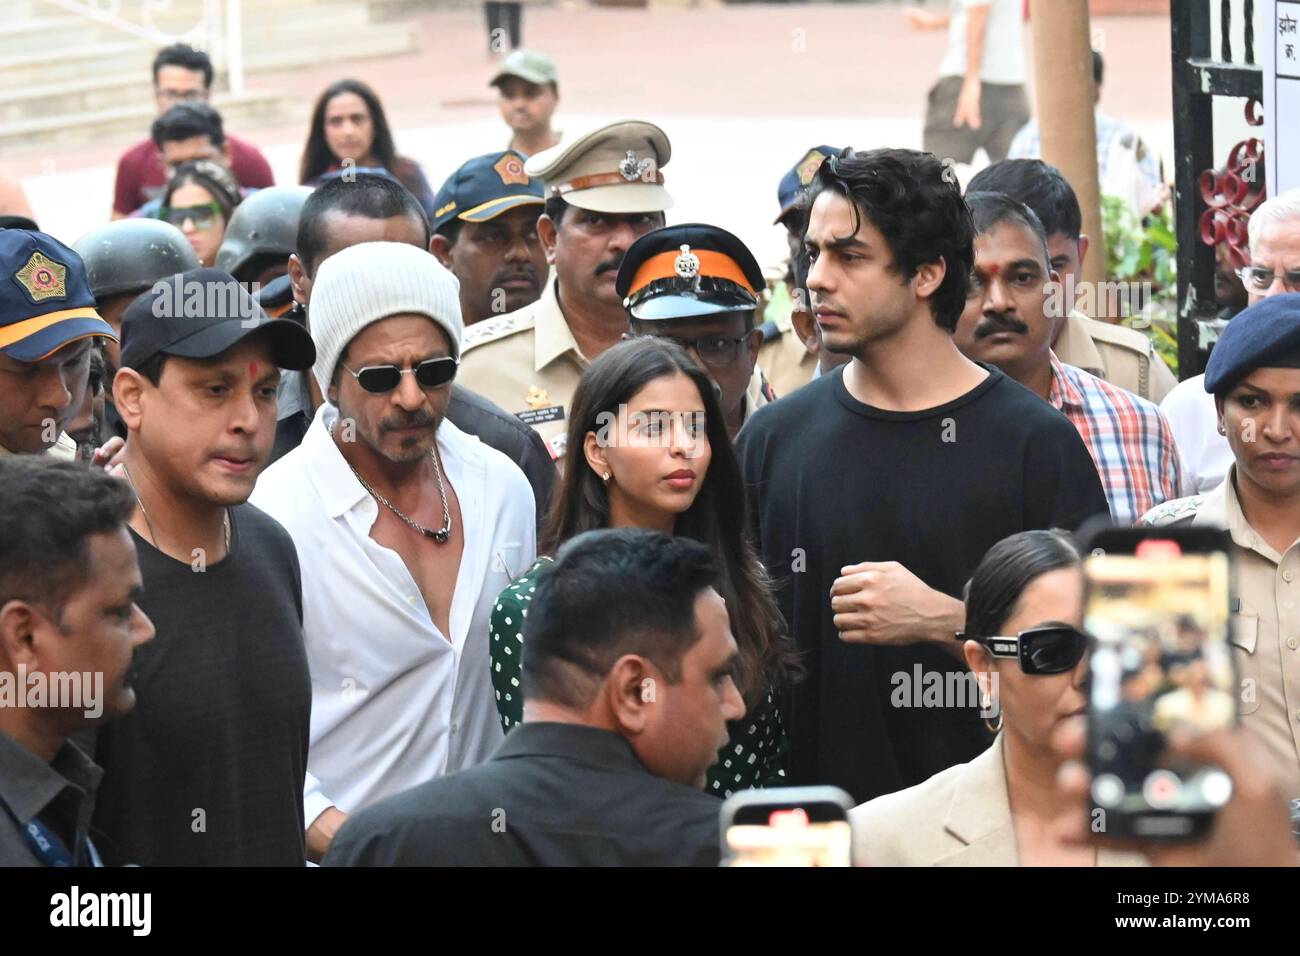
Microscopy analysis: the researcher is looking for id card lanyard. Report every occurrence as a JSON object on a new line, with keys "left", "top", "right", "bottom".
{"left": 0, "top": 791, "right": 101, "bottom": 867}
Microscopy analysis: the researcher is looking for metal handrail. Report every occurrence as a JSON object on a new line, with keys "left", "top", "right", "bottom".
{"left": 38, "top": 0, "right": 244, "bottom": 95}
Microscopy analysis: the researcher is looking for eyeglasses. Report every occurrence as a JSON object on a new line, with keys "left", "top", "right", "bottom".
{"left": 160, "top": 202, "right": 223, "bottom": 231}
{"left": 957, "top": 624, "right": 1090, "bottom": 675}
{"left": 1236, "top": 265, "right": 1300, "bottom": 294}
{"left": 341, "top": 357, "right": 458, "bottom": 394}
{"left": 652, "top": 333, "right": 755, "bottom": 369}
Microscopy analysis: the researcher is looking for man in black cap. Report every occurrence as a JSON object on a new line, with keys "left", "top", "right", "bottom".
{"left": 73, "top": 218, "right": 202, "bottom": 441}
{"left": 429, "top": 150, "right": 548, "bottom": 326}
{"left": 90, "top": 268, "right": 316, "bottom": 865}
{"left": 616, "top": 222, "right": 773, "bottom": 439}
{"left": 1143, "top": 292, "right": 1300, "bottom": 804}
{"left": 0, "top": 230, "right": 116, "bottom": 459}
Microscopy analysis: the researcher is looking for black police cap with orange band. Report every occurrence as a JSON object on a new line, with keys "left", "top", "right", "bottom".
{"left": 615, "top": 222, "right": 766, "bottom": 322}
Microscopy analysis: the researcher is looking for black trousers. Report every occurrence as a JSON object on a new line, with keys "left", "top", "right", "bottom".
{"left": 485, "top": 2, "right": 522, "bottom": 52}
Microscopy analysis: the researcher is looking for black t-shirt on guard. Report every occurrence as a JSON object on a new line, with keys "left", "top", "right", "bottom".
{"left": 90, "top": 504, "right": 312, "bottom": 866}
{"left": 738, "top": 364, "right": 1108, "bottom": 804}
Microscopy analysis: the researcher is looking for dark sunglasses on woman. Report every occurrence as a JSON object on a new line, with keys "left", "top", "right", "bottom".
{"left": 340, "top": 356, "right": 459, "bottom": 394}
{"left": 159, "top": 201, "right": 223, "bottom": 231}
{"left": 956, "top": 623, "right": 1090, "bottom": 675}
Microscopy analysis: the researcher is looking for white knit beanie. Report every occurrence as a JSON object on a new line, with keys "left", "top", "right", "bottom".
{"left": 309, "top": 241, "right": 463, "bottom": 393}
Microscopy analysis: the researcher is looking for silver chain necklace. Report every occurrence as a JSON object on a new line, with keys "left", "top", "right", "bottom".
{"left": 121, "top": 464, "right": 231, "bottom": 552}
{"left": 335, "top": 423, "right": 452, "bottom": 543}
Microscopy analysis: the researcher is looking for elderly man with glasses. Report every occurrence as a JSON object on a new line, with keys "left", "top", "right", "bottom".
{"left": 1161, "top": 188, "right": 1300, "bottom": 495}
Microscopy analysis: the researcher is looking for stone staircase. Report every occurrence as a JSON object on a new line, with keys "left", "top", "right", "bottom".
{"left": 0, "top": 0, "right": 427, "bottom": 152}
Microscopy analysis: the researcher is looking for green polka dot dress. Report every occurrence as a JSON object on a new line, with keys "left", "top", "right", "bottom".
{"left": 489, "top": 556, "right": 789, "bottom": 797}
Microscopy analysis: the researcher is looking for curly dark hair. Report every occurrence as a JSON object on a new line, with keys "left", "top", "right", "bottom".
{"left": 809, "top": 147, "right": 975, "bottom": 331}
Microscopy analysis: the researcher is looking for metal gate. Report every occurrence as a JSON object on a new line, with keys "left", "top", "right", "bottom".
{"left": 1171, "top": 0, "right": 1264, "bottom": 377}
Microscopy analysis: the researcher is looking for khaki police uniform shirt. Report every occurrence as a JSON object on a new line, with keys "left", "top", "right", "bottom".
{"left": 458, "top": 277, "right": 586, "bottom": 461}
{"left": 1055, "top": 309, "right": 1177, "bottom": 404}
{"left": 459, "top": 277, "right": 771, "bottom": 460}
{"left": 757, "top": 281, "right": 816, "bottom": 400}
{"left": 1143, "top": 471, "right": 1300, "bottom": 800}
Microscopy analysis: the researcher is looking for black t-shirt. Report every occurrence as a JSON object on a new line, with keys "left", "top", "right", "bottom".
{"left": 90, "top": 503, "right": 311, "bottom": 866}
{"left": 738, "top": 364, "right": 1107, "bottom": 804}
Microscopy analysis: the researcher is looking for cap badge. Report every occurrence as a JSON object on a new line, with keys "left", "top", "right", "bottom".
{"left": 14, "top": 252, "right": 68, "bottom": 303}
{"left": 674, "top": 244, "right": 700, "bottom": 280}
{"left": 526, "top": 385, "right": 551, "bottom": 410}
{"left": 494, "top": 153, "right": 529, "bottom": 186}
{"left": 618, "top": 150, "right": 653, "bottom": 183}
{"left": 796, "top": 151, "right": 827, "bottom": 186}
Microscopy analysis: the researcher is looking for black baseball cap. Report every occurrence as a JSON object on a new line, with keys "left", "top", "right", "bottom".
{"left": 120, "top": 267, "right": 315, "bottom": 371}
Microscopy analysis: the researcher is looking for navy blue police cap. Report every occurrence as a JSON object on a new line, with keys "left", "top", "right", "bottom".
{"left": 1, "top": 229, "right": 116, "bottom": 362}
{"left": 774, "top": 146, "right": 838, "bottom": 225}
{"left": 431, "top": 151, "right": 545, "bottom": 236}
{"left": 615, "top": 223, "right": 764, "bottom": 322}
{"left": 1204, "top": 292, "right": 1300, "bottom": 394}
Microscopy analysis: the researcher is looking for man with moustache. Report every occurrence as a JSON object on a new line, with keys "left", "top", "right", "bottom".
{"left": 90, "top": 268, "right": 317, "bottom": 865}
{"left": 953, "top": 191, "right": 1180, "bottom": 525}
{"left": 967, "top": 159, "right": 1176, "bottom": 403}
{"left": 738, "top": 148, "right": 1107, "bottom": 804}
{"left": 273, "top": 173, "right": 556, "bottom": 531}
{"left": 457, "top": 120, "right": 671, "bottom": 460}
{"left": 1144, "top": 293, "right": 1300, "bottom": 802}
{"left": 0, "top": 459, "right": 155, "bottom": 866}
{"left": 252, "top": 241, "right": 536, "bottom": 862}
{"left": 429, "top": 150, "right": 548, "bottom": 326}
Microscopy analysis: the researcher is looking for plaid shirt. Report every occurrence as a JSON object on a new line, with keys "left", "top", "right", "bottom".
{"left": 1048, "top": 354, "right": 1182, "bottom": 525}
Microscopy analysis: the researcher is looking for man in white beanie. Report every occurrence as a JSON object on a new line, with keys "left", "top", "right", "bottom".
{"left": 251, "top": 241, "right": 536, "bottom": 861}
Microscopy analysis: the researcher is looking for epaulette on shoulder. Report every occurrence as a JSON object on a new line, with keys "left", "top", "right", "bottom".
{"left": 1140, "top": 495, "right": 1202, "bottom": 526}
{"left": 462, "top": 309, "right": 536, "bottom": 352}
{"left": 1087, "top": 318, "right": 1156, "bottom": 357}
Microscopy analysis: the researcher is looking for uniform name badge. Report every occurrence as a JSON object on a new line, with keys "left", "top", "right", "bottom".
{"left": 518, "top": 385, "right": 565, "bottom": 427}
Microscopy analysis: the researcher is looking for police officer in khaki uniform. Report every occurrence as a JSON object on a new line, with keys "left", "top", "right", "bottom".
{"left": 457, "top": 120, "right": 671, "bottom": 460}
{"left": 757, "top": 146, "right": 838, "bottom": 400}
{"left": 969, "top": 158, "right": 1177, "bottom": 403}
{"left": 1142, "top": 294, "right": 1300, "bottom": 802}
{"left": 615, "top": 222, "right": 774, "bottom": 438}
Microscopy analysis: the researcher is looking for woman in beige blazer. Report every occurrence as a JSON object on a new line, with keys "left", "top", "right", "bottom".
{"left": 851, "top": 529, "right": 1144, "bottom": 867}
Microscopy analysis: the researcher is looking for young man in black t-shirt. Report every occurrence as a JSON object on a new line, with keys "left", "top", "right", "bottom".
{"left": 90, "top": 269, "right": 317, "bottom": 865}
{"left": 738, "top": 148, "right": 1107, "bottom": 805}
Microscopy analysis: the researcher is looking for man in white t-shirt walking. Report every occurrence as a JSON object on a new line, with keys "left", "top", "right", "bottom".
{"left": 906, "top": 0, "right": 1029, "bottom": 164}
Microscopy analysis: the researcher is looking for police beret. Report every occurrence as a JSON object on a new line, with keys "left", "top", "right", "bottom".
{"left": 1204, "top": 292, "right": 1300, "bottom": 394}
{"left": 615, "top": 222, "right": 764, "bottom": 321}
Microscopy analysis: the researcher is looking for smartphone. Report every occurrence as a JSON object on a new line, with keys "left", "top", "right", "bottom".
{"left": 1083, "top": 526, "right": 1237, "bottom": 840}
{"left": 719, "top": 786, "right": 855, "bottom": 866}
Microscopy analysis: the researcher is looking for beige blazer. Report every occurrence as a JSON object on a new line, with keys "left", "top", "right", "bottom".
{"left": 850, "top": 735, "right": 1146, "bottom": 867}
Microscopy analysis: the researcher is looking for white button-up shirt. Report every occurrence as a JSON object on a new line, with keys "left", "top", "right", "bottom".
{"left": 251, "top": 402, "right": 536, "bottom": 822}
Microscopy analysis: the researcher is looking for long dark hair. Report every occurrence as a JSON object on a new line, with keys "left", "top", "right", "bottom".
{"left": 963, "top": 529, "right": 1082, "bottom": 639}
{"left": 299, "top": 79, "right": 399, "bottom": 185}
{"left": 544, "top": 337, "right": 800, "bottom": 706}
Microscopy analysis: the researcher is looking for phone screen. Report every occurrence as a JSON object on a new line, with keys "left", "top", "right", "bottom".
{"left": 725, "top": 809, "right": 852, "bottom": 867}
{"left": 1085, "top": 538, "right": 1236, "bottom": 837}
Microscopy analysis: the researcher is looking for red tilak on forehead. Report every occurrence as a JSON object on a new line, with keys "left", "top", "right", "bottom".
{"left": 249, "top": 362, "right": 258, "bottom": 378}
{"left": 982, "top": 263, "right": 1002, "bottom": 278}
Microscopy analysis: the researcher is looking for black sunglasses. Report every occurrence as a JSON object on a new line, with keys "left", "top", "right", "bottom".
{"left": 957, "top": 624, "right": 1090, "bottom": 675}
{"left": 341, "top": 357, "right": 458, "bottom": 394}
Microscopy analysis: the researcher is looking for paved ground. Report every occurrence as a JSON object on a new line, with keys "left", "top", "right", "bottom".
{"left": 9, "top": 2, "right": 1177, "bottom": 269}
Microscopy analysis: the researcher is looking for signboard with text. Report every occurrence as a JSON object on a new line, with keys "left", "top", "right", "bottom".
{"left": 1264, "top": 0, "right": 1300, "bottom": 194}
